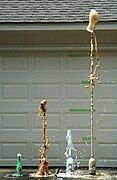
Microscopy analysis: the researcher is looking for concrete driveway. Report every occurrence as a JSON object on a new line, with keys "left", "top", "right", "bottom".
{"left": 0, "top": 168, "right": 117, "bottom": 179}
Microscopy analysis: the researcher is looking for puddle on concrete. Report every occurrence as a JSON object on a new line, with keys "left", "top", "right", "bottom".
{"left": 57, "top": 169, "right": 115, "bottom": 180}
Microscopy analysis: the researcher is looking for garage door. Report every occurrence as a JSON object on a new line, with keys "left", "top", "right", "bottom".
{"left": 0, "top": 51, "right": 117, "bottom": 167}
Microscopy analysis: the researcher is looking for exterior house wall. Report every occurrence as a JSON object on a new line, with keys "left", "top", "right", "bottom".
{"left": 0, "top": 30, "right": 116, "bottom": 46}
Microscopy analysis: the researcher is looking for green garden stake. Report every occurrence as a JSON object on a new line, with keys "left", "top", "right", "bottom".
{"left": 81, "top": 80, "right": 90, "bottom": 84}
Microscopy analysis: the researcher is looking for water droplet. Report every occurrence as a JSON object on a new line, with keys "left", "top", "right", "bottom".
{"left": 105, "top": 71, "right": 108, "bottom": 74}
{"left": 36, "top": 116, "right": 39, "bottom": 124}
{"left": 85, "top": 85, "right": 89, "bottom": 88}
{"left": 77, "top": 162, "right": 80, "bottom": 168}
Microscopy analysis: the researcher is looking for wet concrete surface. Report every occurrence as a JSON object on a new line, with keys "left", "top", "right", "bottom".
{"left": 0, "top": 168, "right": 117, "bottom": 180}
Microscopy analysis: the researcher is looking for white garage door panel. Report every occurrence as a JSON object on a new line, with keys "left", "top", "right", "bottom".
{"left": 2, "top": 83, "right": 28, "bottom": 99}
{"left": 98, "top": 114, "right": 117, "bottom": 129}
{"left": 33, "top": 83, "right": 60, "bottom": 99}
{"left": 0, "top": 51, "right": 117, "bottom": 167}
{"left": 33, "top": 56, "right": 60, "bottom": 71}
{"left": 2, "top": 56, "right": 28, "bottom": 72}
{"left": 65, "top": 55, "right": 90, "bottom": 71}
{"left": 66, "top": 114, "right": 90, "bottom": 129}
{"left": 98, "top": 84, "right": 117, "bottom": 99}
{"left": 65, "top": 83, "right": 90, "bottom": 99}
{"left": 1, "top": 143, "right": 28, "bottom": 159}
{"left": 1, "top": 113, "right": 28, "bottom": 129}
